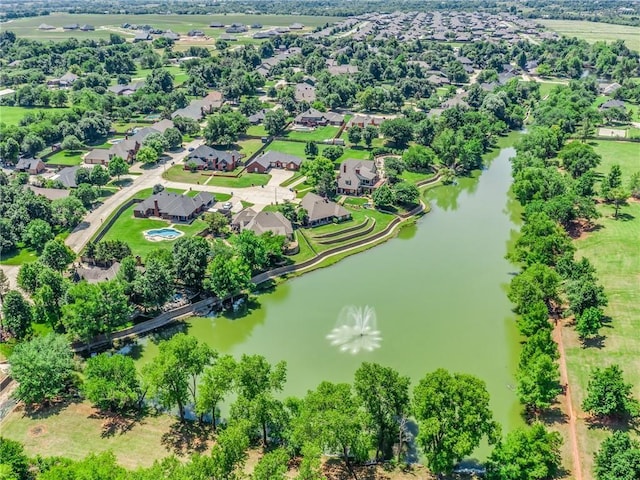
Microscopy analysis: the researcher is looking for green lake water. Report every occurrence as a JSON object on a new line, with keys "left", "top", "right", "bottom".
{"left": 132, "top": 133, "right": 524, "bottom": 448}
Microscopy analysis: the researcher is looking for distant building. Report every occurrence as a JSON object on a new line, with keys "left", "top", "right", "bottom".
{"left": 246, "top": 151, "right": 303, "bottom": 173}
{"left": 337, "top": 159, "right": 381, "bottom": 196}
{"left": 294, "top": 83, "right": 317, "bottom": 102}
{"left": 300, "top": 192, "right": 351, "bottom": 227}
{"left": 80, "top": 24, "right": 95, "bottom": 31}
{"left": 63, "top": 24, "right": 79, "bottom": 30}
{"left": 26, "top": 185, "right": 70, "bottom": 201}
{"left": 108, "top": 81, "right": 145, "bottom": 96}
{"left": 232, "top": 209, "right": 294, "bottom": 240}
{"left": 38, "top": 24, "right": 55, "bottom": 30}
{"left": 133, "top": 31, "right": 151, "bottom": 42}
{"left": 294, "top": 108, "right": 344, "bottom": 127}
{"left": 15, "top": 157, "right": 46, "bottom": 175}
{"left": 185, "top": 145, "right": 240, "bottom": 172}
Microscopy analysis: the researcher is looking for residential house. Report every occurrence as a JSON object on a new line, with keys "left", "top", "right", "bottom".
{"left": 294, "top": 108, "right": 344, "bottom": 127}
{"left": 226, "top": 24, "right": 247, "bottom": 33}
{"left": 599, "top": 82, "right": 622, "bottom": 95}
{"left": 53, "top": 165, "right": 81, "bottom": 188}
{"left": 26, "top": 185, "right": 70, "bottom": 201}
{"left": 337, "top": 159, "right": 381, "bottom": 195}
{"left": 210, "top": 22, "right": 225, "bottom": 28}
{"left": 246, "top": 151, "right": 303, "bottom": 173}
{"left": 427, "top": 74, "right": 450, "bottom": 85}
{"left": 251, "top": 23, "right": 263, "bottom": 29}
{"left": 290, "top": 23, "right": 304, "bottom": 30}
{"left": 347, "top": 114, "right": 386, "bottom": 129}
{"left": 300, "top": 192, "right": 351, "bottom": 227}
{"left": 108, "top": 81, "right": 145, "bottom": 96}
{"left": 47, "top": 72, "right": 79, "bottom": 88}
{"left": 231, "top": 209, "right": 294, "bottom": 240}
{"left": 133, "top": 31, "right": 151, "bottom": 42}
{"left": 15, "top": 157, "right": 46, "bottom": 174}
{"left": 163, "top": 31, "right": 180, "bottom": 41}
{"left": 75, "top": 262, "right": 121, "bottom": 284}
{"left": 185, "top": 145, "right": 240, "bottom": 171}
{"left": 85, "top": 138, "right": 139, "bottom": 165}
{"left": 327, "top": 65, "right": 359, "bottom": 75}
{"left": 294, "top": 83, "right": 317, "bottom": 102}
{"left": 188, "top": 30, "right": 205, "bottom": 37}
{"left": 63, "top": 24, "right": 79, "bottom": 30}
{"left": 248, "top": 109, "right": 268, "bottom": 125}
{"left": 38, "top": 24, "right": 55, "bottom": 30}
{"left": 134, "top": 191, "right": 214, "bottom": 222}
{"left": 80, "top": 25, "right": 95, "bottom": 31}
{"left": 171, "top": 91, "right": 223, "bottom": 121}
{"left": 219, "top": 34, "right": 238, "bottom": 41}
{"left": 599, "top": 99, "right": 626, "bottom": 110}
{"left": 150, "top": 119, "right": 175, "bottom": 134}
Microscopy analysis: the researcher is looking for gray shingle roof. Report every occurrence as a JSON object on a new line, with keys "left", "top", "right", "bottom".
{"left": 300, "top": 192, "right": 350, "bottom": 224}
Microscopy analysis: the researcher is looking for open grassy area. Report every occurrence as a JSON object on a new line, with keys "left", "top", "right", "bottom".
{"left": 133, "top": 65, "right": 189, "bottom": 85}
{"left": 45, "top": 149, "right": 86, "bottom": 166}
{"left": 0, "top": 245, "right": 37, "bottom": 266}
{"left": 591, "top": 140, "right": 640, "bottom": 181}
{"left": 246, "top": 125, "right": 268, "bottom": 137}
{"left": 99, "top": 201, "right": 207, "bottom": 258}
{"left": 0, "top": 106, "right": 71, "bottom": 126}
{"left": 206, "top": 172, "right": 271, "bottom": 188}
{"left": 5, "top": 13, "right": 340, "bottom": 40}
{"left": 284, "top": 125, "right": 340, "bottom": 142}
{"left": 266, "top": 140, "right": 313, "bottom": 157}
{"left": 0, "top": 401, "right": 183, "bottom": 469}
{"left": 162, "top": 165, "right": 209, "bottom": 184}
{"left": 400, "top": 170, "right": 435, "bottom": 184}
{"left": 539, "top": 19, "right": 640, "bottom": 51}
{"left": 237, "top": 138, "right": 264, "bottom": 158}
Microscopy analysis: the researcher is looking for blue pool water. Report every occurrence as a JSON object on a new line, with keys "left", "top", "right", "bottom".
{"left": 145, "top": 227, "right": 183, "bottom": 240}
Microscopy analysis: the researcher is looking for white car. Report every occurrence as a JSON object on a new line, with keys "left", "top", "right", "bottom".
{"left": 222, "top": 202, "right": 233, "bottom": 210}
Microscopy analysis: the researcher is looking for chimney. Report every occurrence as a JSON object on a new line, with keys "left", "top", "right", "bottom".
{"left": 355, "top": 168, "right": 360, "bottom": 175}
{"left": 154, "top": 199, "right": 159, "bottom": 216}
{"left": 343, "top": 164, "right": 347, "bottom": 173}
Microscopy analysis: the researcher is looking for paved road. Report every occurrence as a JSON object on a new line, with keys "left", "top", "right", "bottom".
{"left": 64, "top": 138, "right": 296, "bottom": 254}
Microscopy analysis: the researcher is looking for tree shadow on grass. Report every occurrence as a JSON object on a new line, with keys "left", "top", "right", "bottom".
{"left": 161, "top": 420, "right": 211, "bottom": 456}
{"left": 582, "top": 334, "right": 606, "bottom": 349}
{"left": 585, "top": 414, "right": 640, "bottom": 434}
{"left": 23, "top": 398, "right": 79, "bottom": 420}
{"left": 615, "top": 212, "right": 635, "bottom": 222}
{"left": 89, "top": 410, "right": 144, "bottom": 438}
{"left": 111, "top": 178, "right": 133, "bottom": 188}
{"left": 537, "top": 405, "right": 569, "bottom": 427}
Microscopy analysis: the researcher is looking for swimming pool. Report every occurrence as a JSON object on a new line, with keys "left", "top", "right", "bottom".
{"left": 144, "top": 227, "right": 184, "bottom": 241}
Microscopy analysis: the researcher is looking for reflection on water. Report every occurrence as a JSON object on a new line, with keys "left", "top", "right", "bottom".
{"left": 326, "top": 305, "right": 382, "bottom": 354}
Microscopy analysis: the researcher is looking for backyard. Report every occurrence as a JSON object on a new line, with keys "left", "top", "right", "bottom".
{"left": 45, "top": 149, "right": 86, "bottom": 166}
{"left": 284, "top": 125, "right": 341, "bottom": 142}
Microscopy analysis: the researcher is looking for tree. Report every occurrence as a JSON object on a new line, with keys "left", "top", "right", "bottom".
{"left": 362, "top": 125, "right": 378, "bottom": 148}
{"left": 486, "top": 423, "right": 562, "bottom": 480}
{"left": 61, "top": 134, "right": 84, "bottom": 151}
{"left": 576, "top": 307, "right": 604, "bottom": 341}
{"left": 204, "top": 211, "right": 230, "bottom": 237}
{"left": 252, "top": 448, "right": 289, "bottom": 480}
{"left": 204, "top": 111, "right": 249, "bottom": 146}
{"left": 516, "top": 352, "right": 562, "bottom": 414}
{"left": 40, "top": 239, "right": 74, "bottom": 272}
{"left": 232, "top": 354, "right": 287, "bottom": 447}
{"left": 264, "top": 109, "right": 287, "bottom": 136}
{"left": 510, "top": 212, "right": 575, "bottom": 267}
{"left": 565, "top": 277, "right": 607, "bottom": 318}
{"left": 144, "top": 133, "right": 169, "bottom": 156}
{"left": 610, "top": 187, "right": 629, "bottom": 218}
{"left": 594, "top": 431, "right": 640, "bottom": 480}
{"left": 0, "top": 269, "right": 9, "bottom": 302}
{"left": 347, "top": 126, "right": 362, "bottom": 145}
{"left": 412, "top": 369, "right": 500, "bottom": 475}
{"left": 380, "top": 118, "right": 413, "bottom": 148}
{"left": 144, "top": 334, "right": 212, "bottom": 421}
{"left": 196, "top": 354, "right": 236, "bottom": 431}
{"left": 10, "top": 334, "right": 75, "bottom": 405}
{"left": 601, "top": 164, "right": 622, "bottom": 199}
{"left": 51, "top": 196, "right": 86, "bottom": 228}
{"left": 354, "top": 363, "right": 410, "bottom": 462}
{"left": 173, "top": 236, "right": 210, "bottom": 291}
{"left": 62, "top": 280, "right": 132, "bottom": 343}
{"left": 83, "top": 353, "right": 142, "bottom": 413}
{"left": 89, "top": 164, "right": 110, "bottom": 187}
{"left": 163, "top": 127, "right": 183, "bottom": 150}
{"left": 300, "top": 157, "right": 335, "bottom": 192}
{"left": 2, "top": 290, "right": 32, "bottom": 340}
{"left": 22, "top": 218, "right": 53, "bottom": 252}
{"left": 72, "top": 183, "right": 98, "bottom": 209}
{"left": 136, "top": 145, "right": 159, "bottom": 165}
{"left": 209, "top": 421, "right": 250, "bottom": 479}
{"left": 304, "top": 141, "right": 318, "bottom": 158}
{"left": 3, "top": 138, "right": 20, "bottom": 164}
{"left": 372, "top": 184, "right": 396, "bottom": 209}
{"left": 559, "top": 142, "right": 601, "bottom": 178}
{"left": 393, "top": 182, "right": 419, "bottom": 206}
{"left": 403, "top": 145, "right": 437, "bottom": 172}
{"left": 0, "top": 437, "right": 31, "bottom": 480}
{"left": 291, "top": 381, "right": 369, "bottom": 478}
{"left": 21, "top": 133, "right": 45, "bottom": 157}
{"left": 582, "top": 364, "right": 640, "bottom": 419}
{"left": 206, "top": 254, "right": 252, "bottom": 302}
{"left": 134, "top": 257, "right": 174, "bottom": 311}
{"left": 107, "top": 156, "right": 129, "bottom": 181}
{"left": 384, "top": 157, "right": 405, "bottom": 184}
{"left": 508, "top": 263, "right": 561, "bottom": 313}
{"left": 322, "top": 145, "right": 343, "bottom": 161}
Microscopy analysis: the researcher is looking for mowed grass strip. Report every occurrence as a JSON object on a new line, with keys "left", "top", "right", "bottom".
{"left": 0, "top": 106, "right": 71, "bottom": 126}
{"left": 591, "top": 140, "right": 640, "bottom": 179}
{"left": 0, "top": 401, "right": 181, "bottom": 469}
{"left": 538, "top": 19, "right": 640, "bottom": 51}
{"left": 45, "top": 149, "right": 86, "bottom": 166}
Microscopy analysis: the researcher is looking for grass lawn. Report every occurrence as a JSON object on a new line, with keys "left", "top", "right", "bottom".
{"left": 400, "top": 170, "right": 434, "bottom": 184}
{"left": 0, "top": 106, "right": 71, "bottom": 126}
{"left": 99, "top": 203, "right": 207, "bottom": 258}
{"left": 563, "top": 200, "right": 640, "bottom": 476}
{"left": 206, "top": 173, "right": 270, "bottom": 188}
{"left": 266, "top": 140, "right": 311, "bottom": 157}
{"left": 284, "top": 125, "right": 340, "bottom": 142}
{"left": 280, "top": 171, "right": 304, "bottom": 187}
{"left": 162, "top": 165, "right": 209, "bottom": 184}
{"left": 0, "top": 245, "right": 37, "bottom": 266}
{"left": 237, "top": 138, "right": 263, "bottom": 158}
{"left": 590, "top": 140, "right": 640, "bottom": 181}
{"left": 45, "top": 149, "right": 86, "bottom": 166}
{"left": 538, "top": 19, "right": 640, "bottom": 51}
{"left": 338, "top": 147, "right": 372, "bottom": 161}
{"left": 246, "top": 125, "right": 268, "bottom": 137}
{"left": 0, "top": 401, "right": 184, "bottom": 469}
{"left": 537, "top": 81, "right": 563, "bottom": 98}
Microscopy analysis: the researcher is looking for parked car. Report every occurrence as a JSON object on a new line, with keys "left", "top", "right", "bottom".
{"left": 188, "top": 147, "right": 195, "bottom": 152}
{"left": 222, "top": 202, "right": 233, "bottom": 209}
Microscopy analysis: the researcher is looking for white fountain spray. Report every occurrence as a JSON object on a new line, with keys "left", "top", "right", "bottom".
{"left": 326, "top": 305, "right": 382, "bottom": 354}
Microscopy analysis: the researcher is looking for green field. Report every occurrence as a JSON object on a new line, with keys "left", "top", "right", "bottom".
{"left": 162, "top": 165, "right": 209, "bottom": 184}
{"left": 206, "top": 172, "right": 271, "bottom": 188}
{"left": 284, "top": 125, "right": 340, "bottom": 142}
{"left": 591, "top": 140, "right": 640, "bottom": 182}
{"left": 45, "top": 149, "right": 86, "bottom": 166}
{"left": 133, "top": 65, "right": 188, "bottom": 85}
{"left": 266, "top": 140, "right": 372, "bottom": 163}
{"left": 0, "top": 106, "right": 71, "bottom": 126}
{"left": 539, "top": 19, "right": 640, "bottom": 51}
{"left": 4, "top": 13, "right": 340, "bottom": 40}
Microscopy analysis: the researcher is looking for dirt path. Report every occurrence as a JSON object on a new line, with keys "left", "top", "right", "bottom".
{"left": 553, "top": 319, "right": 582, "bottom": 480}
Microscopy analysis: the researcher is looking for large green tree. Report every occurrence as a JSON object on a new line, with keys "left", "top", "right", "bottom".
{"left": 172, "top": 236, "right": 210, "bottom": 291}
{"left": 83, "top": 353, "right": 142, "bottom": 413}
{"left": 594, "top": 431, "right": 640, "bottom": 480}
{"left": 486, "top": 423, "right": 563, "bottom": 480}
{"left": 354, "top": 362, "right": 410, "bottom": 462}
{"left": 582, "top": 364, "right": 640, "bottom": 420}
{"left": 40, "top": 239, "right": 75, "bottom": 272}
{"left": 10, "top": 334, "right": 75, "bottom": 405}
{"left": 412, "top": 368, "right": 500, "bottom": 475}
{"left": 196, "top": 354, "right": 236, "bottom": 431}
{"left": 2, "top": 290, "right": 32, "bottom": 340}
